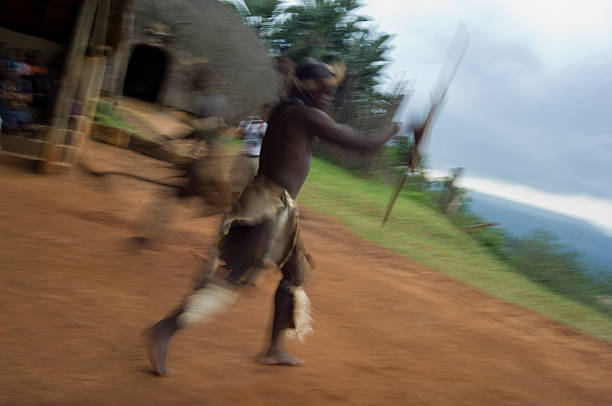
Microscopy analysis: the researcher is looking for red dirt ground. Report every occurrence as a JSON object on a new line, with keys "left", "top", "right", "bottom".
{"left": 2, "top": 141, "right": 612, "bottom": 406}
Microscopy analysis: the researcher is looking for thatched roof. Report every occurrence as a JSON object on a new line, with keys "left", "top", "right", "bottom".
{"left": 0, "top": 0, "right": 281, "bottom": 119}
{"left": 129, "top": 0, "right": 281, "bottom": 118}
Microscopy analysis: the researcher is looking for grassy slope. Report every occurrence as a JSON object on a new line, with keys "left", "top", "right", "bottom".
{"left": 299, "top": 157, "right": 612, "bottom": 341}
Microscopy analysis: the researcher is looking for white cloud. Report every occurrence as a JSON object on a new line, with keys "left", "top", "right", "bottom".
{"left": 360, "top": 0, "right": 611, "bottom": 204}
{"left": 362, "top": 0, "right": 612, "bottom": 71}
{"left": 427, "top": 169, "right": 612, "bottom": 237}
{"left": 282, "top": 1, "right": 612, "bottom": 220}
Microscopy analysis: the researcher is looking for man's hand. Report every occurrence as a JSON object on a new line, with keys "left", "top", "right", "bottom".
{"left": 414, "top": 102, "right": 436, "bottom": 151}
{"left": 372, "top": 123, "right": 399, "bottom": 153}
{"left": 382, "top": 123, "right": 400, "bottom": 143}
{"left": 413, "top": 123, "right": 425, "bottom": 151}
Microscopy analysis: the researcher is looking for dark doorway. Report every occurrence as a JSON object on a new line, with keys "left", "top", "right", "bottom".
{"left": 123, "top": 45, "right": 167, "bottom": 102}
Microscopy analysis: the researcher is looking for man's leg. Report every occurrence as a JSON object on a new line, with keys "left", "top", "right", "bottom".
{"left": 144, "top": 280, "right": 239, "bottom": 376}
{"left": 145, "top": 247, "right": 221, "bottom": 376}
{"left": 133, "top": 190, "right": 178, "bottom": 248}
{"left": 259, "top": 279, "right": 304, "bottom": 366}
{"left": 144, "top": 307, "right": 181, "bottom": 376}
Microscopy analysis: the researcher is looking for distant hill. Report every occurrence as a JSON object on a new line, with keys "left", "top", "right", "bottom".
{"left": 467, "top": 191, "right": 612, "bottom": 275}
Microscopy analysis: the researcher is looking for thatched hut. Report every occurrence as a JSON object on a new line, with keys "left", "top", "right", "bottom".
{"left": 104, "top": 0, "right": 282, "bottom": 122}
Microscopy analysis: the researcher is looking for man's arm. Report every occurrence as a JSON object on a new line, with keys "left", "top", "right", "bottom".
{"left": 298, "top": 106, "right": 398, "bottom": 150}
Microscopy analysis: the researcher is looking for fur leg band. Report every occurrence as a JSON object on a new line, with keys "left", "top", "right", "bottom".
{"left": 178, "top": 283, "right": 238, "bottom": 328}
{"left": 285, "top": 286, "right": 313, "bottom": 341}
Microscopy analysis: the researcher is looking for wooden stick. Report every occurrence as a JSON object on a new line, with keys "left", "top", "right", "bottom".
{"left": 462, "top": 222, "right": 499, "bottom": 232}
{"left": 381, "top": 23, "right": 469, "bottom": 224}
{"left": 382, "top": 166, "right": 409, "bottom": 226}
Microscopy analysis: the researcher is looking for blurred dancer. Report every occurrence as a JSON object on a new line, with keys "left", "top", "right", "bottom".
{"left": 145, "top": 58, "right": 399, "bottom": 375}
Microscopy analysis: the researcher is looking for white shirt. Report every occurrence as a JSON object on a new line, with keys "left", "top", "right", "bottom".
{"left": 243, "top": 120, "right": 267, "bottom": 157}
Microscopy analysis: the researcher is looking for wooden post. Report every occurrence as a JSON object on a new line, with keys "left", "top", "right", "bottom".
{"left": 92, "top": 0, "right": 111, "bottom": 53}
{"left": 41, "top": 0, "right": 99, "bottom": 171}
{"left": 71, "top": 0, "right": 112, "bottom": 164}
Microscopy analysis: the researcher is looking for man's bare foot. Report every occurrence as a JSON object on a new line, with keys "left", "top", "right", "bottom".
{"left": 258, "top": 349, "right": 304, "bottom": 366}
{"left": 143, "top": 322, "right": 173, "bottom": 376}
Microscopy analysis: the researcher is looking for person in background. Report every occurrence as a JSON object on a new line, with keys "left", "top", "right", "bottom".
{"left": 240, "top": 104, "right": 268, "bottom": 179}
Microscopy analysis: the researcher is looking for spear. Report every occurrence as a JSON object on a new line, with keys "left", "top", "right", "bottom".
{"left": 382, "top": 22, "right": 469, "bottom": 226}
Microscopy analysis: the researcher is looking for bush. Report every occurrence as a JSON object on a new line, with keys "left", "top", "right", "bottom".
{"left": 505, "top": 230, "right": 612, "bottom": 314}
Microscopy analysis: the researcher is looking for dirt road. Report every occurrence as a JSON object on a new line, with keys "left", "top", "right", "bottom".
{"left": 2, "top": 142, "right": 612, "bottom": 405}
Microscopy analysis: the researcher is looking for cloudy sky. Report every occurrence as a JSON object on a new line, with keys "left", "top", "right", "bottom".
{"left": 359, "top": 0, "right": 612, "bottom": 235}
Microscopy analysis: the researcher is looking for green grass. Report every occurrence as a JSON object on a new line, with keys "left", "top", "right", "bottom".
{"left": 299, "top": 157, "right": 612, "bottom": 341}
{"left": 94, "top": 103, "right": 147, "bottom": 137}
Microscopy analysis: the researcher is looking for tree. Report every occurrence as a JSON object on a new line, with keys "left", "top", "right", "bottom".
{"left": 267, "top": 0, "right": 394, "bottom": 122}
{"left": 226, "top": 0, "right": 405, "bottom": 175}
{"left": 268, "top": 0, "right": 367, "bottom": 60}
{"left": 226, "top": 0, "right": 396, "bottom": 123}
{"left": 222, "top": 0, "right": 282, "bottom": 34}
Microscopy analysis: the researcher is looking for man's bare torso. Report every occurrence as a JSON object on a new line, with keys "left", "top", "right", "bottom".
{"left": 257, "top": 95, "right": 397, "bottom": 199}
{"left": 258, "top": 101, "right": 315, "bottom": 199}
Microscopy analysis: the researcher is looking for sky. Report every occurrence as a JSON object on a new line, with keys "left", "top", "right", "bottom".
{"left": 358, "top": 0, "right": 612, "bottom": 235}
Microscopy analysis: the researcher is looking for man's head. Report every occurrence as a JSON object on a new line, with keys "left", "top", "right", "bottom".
{"left": 291, "top": 58, "right": 345, "bottom": 109}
